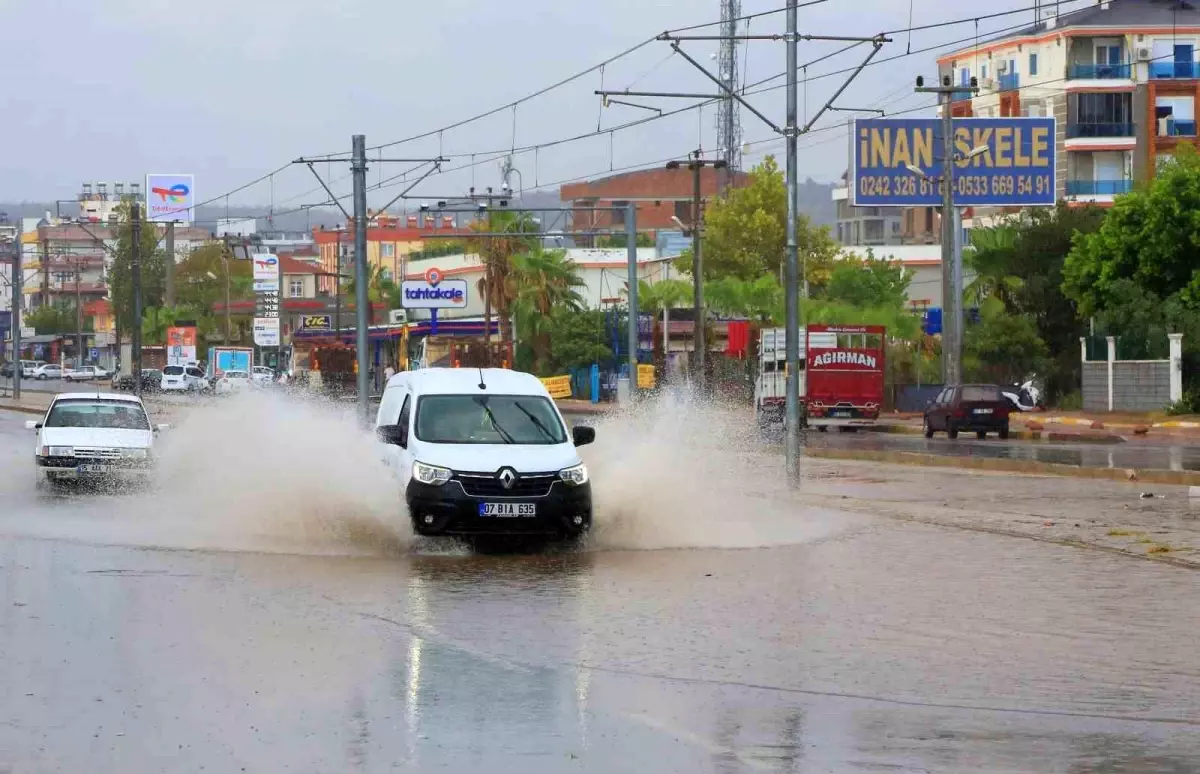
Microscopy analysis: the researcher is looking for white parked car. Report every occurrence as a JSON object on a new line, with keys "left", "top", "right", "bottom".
{"left": 161, "top": 364, "right": 209, "bottom": 392}
{"left": 32, "top": 363, "right": 63, "bottom": 380}
{"left": 375, "top": 368, "right": 595, "bottom": 542}
{"left": 21, "top": 360, "right": 44, "bottom": 377}
{"left": 251, "top": 366, "right": 275, "bottom": 385}
{"left": 215, "top": 369, "right": 252, "bottom": 395}
{"left": 63, "top": 365, "right": 110, "bottom": 382}
{"left": 27, "top": 392, "right": 168, "bottom": 489}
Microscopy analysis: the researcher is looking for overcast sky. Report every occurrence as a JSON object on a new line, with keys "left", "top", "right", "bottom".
{"left": 2, "top": 0, "right": 1081, "bottom": 211}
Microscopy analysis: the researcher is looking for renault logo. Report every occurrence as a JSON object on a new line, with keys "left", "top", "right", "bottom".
{"left": 498, "top": 468, "right": 517, "bottom": 489}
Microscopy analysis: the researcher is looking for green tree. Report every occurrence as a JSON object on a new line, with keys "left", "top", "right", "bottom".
{"left": 466, "top": 211, "right": 540, "bottom": 349}
{"left": 510, "top": 247, "right": 587, "bottom": 373}
{"left": 822, "top": 252, "right": 910, "bottom": 309}
{"left": 141, "top": 306, "right": 186, "bottom": 346}
{"left": 802, "top": 300, "right": 922, "bottom": 341}
{"left": 1064, "top": 144, "right": 1200, "bottom": 315}
{"left": 108, "top": 201, "right": 167, "bottom": 337}
{"left": 545, "top": 308, "right": 612, "bottom": 372}
{"left": 636, "top": 278, "right": 692, "bottom": 315}
{"left": 963, "top": 224, "right": 1023, "bottom": 309}
{"left": 595, "top": 233, "right": 655, "bottom": 249}
{"left": 25, "top": 304, "right": 73, "bottom": 335}
{"left": 963, "top": 298, "right": 1050, "bottom": 384}
{"left": 675, "top": 156, "right": 840, "bottom": 288}
{"left": 704, "top": 276, "right": 783, "bottom": 324}
{"left": 345, "top": 263, "right": 400, "bottom": 321}
{"left": 174, "top": 242, "right": 253, "bottom": 345}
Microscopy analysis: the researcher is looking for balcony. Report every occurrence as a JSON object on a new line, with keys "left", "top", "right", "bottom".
{"left": 1067, "top": 122, "right": 1136, "bottom": 138}
{"left": 1150, "top": 61, "right": 1200, "bottom": 79}
{"left": 1066, "top": 179, "right": 1134, "bottom": 196}
{"left": 1160, "top": 118, "right": 1197, "bottom": 137}
{"left": 1069, "top": 62, "right": 1132, "bottom": 79}
{"left": 998, "top": 72, "right": 1020, "bottom": 91}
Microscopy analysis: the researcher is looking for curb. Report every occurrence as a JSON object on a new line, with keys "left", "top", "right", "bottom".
{"left": 807, "top": 446, "right": 1200, "bottom": 487}
{"left": 0, "top": 403, "right": 48, "bottom": 416}
{"left": 866, "top": 423, "right": 1124, "bottom": 444}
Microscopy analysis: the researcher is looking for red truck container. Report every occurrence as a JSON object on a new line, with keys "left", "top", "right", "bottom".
{"left": 804, "top": 324, "right": 885, "bottom": 429}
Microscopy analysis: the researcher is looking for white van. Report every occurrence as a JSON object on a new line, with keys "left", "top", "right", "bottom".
{"left": 375, "top": 368, "right": 595, "bottom": 540}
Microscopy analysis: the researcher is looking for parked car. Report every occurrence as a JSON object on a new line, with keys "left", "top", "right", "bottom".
{"left": 32, "top": 364, "right": 64, "bottom": 380}
{"left": 215, "top": 370, "right": 252, "bottom": 395}
{"left": 112, "top": 369, "right": 163, "bottom": 393}
{"left": 251, "top": 366, "right": 276, "bottom": 385}
{"left": 26, "top": 392, "right": 168, "bottom": 490}
{"left": 22, "top": 360, "right": 45, "bottom": 377}
{"left": 923, "top": 384, "right": 1011, "bottom": 440}
{"left": 161, "top": 364, "right": 209, "bottom": 392}
{"left": 0, "top": 361, "right": 12, "bottom": 378}
{"left": 64, "top": 365, "right": 111, "bottom": 382}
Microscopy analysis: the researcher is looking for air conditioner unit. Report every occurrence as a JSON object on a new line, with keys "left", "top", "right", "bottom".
{"left": 1137, "top": 47, "right": 1152, "bottom": 61}
{"left": 388, "top": 309, "right": 408, "bottom": 325}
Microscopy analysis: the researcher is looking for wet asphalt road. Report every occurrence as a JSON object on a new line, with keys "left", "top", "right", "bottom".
{"left": 2, "top": 410, "right": 1199, "bottom": 772}
{"left": 806, "top": 429, "right": 1200, "bottom": 473}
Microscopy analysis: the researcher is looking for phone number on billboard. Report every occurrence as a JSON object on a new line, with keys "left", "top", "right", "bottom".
{"left": 858, "top": 173, "right": 1053, "bottom": 199}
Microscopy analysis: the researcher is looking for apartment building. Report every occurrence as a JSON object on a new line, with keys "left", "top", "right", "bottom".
{"left": 937, "top": 0, "right": 1200, "bottom": 217}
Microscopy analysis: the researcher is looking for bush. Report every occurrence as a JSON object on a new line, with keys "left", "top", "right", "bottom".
{"left": 1166, "top": 387, "right": 1200, "bottom": 416}
{"left": 1055, "top": 390, "right": 1083, "bottom": 411}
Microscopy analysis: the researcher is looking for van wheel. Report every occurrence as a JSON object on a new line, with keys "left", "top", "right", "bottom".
{"left": 947, "top": 423, "right": 959, "bottom": 440}
{"left": 999, "top": 425, "right": 1010, "bottom": 440}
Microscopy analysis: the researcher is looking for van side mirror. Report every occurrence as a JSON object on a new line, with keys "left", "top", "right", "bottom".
{"left": 572, "top": 425, "right": 595, "bottom": 447}
{"left": 25, "top": 421, "right": 40, "bottom": 431}
{"left": 376, "top": 424, "right": 408, "bottom": 448}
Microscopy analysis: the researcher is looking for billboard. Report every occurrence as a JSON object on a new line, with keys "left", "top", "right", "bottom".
{"left": 852, "top": 118, "right": 1056, "bottom": 207}
{"left": 401, "top": 267, "right": 468, "bottom": 310}
{"left": 146, "top": 174, "right": 195, "bottom": 223}
{"left": 166, "top": 326, "right": 197, "bottom": 366}
{"left": 253, "top": 317, "right": 280, "bottom": 347}
{"left": 251, "top": 254, "right": 279, "bottom": 281}
{"left": 300, "top": 315, "right": 332, "bottom": 331}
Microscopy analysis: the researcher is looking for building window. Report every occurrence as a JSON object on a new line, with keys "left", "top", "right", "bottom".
{"left": 289, "top": 279, "right": 304, "bottom": 298}
{"left": 381, "top": 269, "right": 393, "bottom": 282}
{"left": 981, "top": 63, "right": 987, "bottom": 80}
{"left": 960, "top": 67, "right": 969, "bottom": 85}
{"left": 611, "top": 201, "right": 629, "bottom": 226}
{"left": 381, "top": 243, "right": 395, "bottom": 258}
{"left": 1029, "top": 53, "right": 1038, "bottom": 76}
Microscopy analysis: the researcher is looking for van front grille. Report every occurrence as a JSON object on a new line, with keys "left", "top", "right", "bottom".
{"left": 454, "top": 471, "right": 556, "bottom": 498}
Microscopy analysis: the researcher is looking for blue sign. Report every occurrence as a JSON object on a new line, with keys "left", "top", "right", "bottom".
{"left": 852, "top": 117, "right": 1056, "bottom": 207}
{"left": 89, "top": 347, "right": 99, "bottom": 360}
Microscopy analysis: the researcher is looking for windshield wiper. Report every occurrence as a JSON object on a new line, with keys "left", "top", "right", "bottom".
{"left": 513, "top": 401, "right": 557, "bottom": 443}
{"left": 477, "top": 402, "right": 516, "bottom": 444}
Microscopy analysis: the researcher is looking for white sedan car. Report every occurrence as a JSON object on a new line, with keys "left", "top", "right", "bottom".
{"left": 63, "top": 365, "right": 111, "bottom": 382}
{"left": 31, "top": 364, "right": 63, "bottom": 380}
{"left": 215, "top": 370, "right": 252, "bottom": 395}
{"left": 28, "top": 392, "right": 168, "bottom": 489}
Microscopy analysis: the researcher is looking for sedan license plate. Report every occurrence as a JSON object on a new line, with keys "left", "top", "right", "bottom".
{"left": 974, "top": 408, "right": 993, "bottom": 414}
{"left": 478, "top": 502, "right": 536, "bottom": 518}
{"left": 832, "top": 410, "right": 852, "bottom": 418}
{"left": 76, "top": 463, "right": 110, "bottom": 474}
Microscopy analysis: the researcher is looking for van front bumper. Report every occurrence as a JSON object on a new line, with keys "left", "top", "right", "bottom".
{"left": 406, "top": 479, "right": 592, "bottom": 538}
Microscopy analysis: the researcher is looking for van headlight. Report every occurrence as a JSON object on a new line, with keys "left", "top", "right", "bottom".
{"left": 559, "top": 463, "right": 589, "bottom": 486}
{"left": 413, "top": 461, "right": 452, "bottom": 486}
{"left": 40, "top": 446, "right": 74, "bottom": 457}
{"left": 122, "top": 449, "right": 149, "bottom": 460}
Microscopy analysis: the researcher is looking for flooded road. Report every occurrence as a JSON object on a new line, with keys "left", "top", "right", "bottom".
{"left": 808, "top": 430, "right": 1200, "bottom": 472}
{"left": 2, "top": 400, "right": 1199, "bottom": 772}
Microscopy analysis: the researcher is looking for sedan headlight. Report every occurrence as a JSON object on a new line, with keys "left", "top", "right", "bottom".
{"left": 40, "top": 446, "right": 74, "bottom": 457}
{"left": 413, "top": 461, "right": 452, "bottom": 486}
{"left": 559, "top": 463, "right": 589, "bottom": 486}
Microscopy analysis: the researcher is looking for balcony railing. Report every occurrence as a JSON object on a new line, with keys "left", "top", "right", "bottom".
{"left": 1066, "top": 179, "right": 1134, "bottom": 196}
{"left": 1069, "top": 62, "right": 1132, "bottom": 79}
{"left": 1161, "top": 118, "right": 1198, "bottom": 136}
{"left": 1150, "top": 61, "right": 1200, "bottom": 79}
{"left": 998, "top": 72, "right": 1020, "bottom": 91}
{"left": 1066, "top": 122, "right": 1135, "bottom": 138}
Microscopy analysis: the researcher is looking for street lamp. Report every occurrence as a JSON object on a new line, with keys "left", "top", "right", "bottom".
{"left": 666, "top": 153, "right": 727, "bottom": 390}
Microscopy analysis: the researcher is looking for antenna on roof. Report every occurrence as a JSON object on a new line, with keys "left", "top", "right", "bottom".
{"left": 478, "top": 367, "right": 487, "bottom": 390}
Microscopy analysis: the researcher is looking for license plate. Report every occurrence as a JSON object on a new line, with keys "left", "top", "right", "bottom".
{"left": 478, "top": 503, "right": 536, "bottom": 518}
{"left": 76, "top": 464, "right": 110, "bottom": 474}
{"left": 832, "top": 410, "right": 852, "bottom": 418}
{"left": 974, "top": 408, "right": 993, "bottom": 414}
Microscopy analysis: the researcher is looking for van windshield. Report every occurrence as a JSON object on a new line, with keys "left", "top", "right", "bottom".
{"left": 415, "top": 394, "right": 568, "bottom": 445}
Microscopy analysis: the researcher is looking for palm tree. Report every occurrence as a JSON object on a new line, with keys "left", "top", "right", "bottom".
{"left": 510, "top": 247, "right": 587, "bottom": 372}
{"left": 345, "top": 264, "right": 398, "bottom": 323}
{"left": 636, "top": 279, "right": 692, "bottom": 315}
{"left": 466, "top": 211, "right": 539, "bottom": 350}
{"left": 963, "top": 224, "right": 1023, "bottom": 310}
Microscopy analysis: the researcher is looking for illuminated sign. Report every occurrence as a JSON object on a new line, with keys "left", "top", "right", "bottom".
{"left": 145, "top": 174, "right": 195, "bottom": 223}
{"left": 401, "top": 266, "right": 468, "bottom": 310}
{"left": 300, "top": 315, "right": 332, "bottom": 331}
{"left": 852, "top": 118, "right": 1056, "bottom": 207}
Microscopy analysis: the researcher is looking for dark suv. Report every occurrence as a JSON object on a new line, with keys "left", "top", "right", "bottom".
{"left": 923, "top": 384, "right": 1011, "bottom": 439}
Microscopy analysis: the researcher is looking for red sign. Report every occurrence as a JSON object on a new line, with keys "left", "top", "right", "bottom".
{"left": 808, "top": 348, "right": 881, "bottom": 371}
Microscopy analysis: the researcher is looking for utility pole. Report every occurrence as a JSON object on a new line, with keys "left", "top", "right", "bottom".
{"left": 74, "top": 257, "right": 83, "bottom": 366}
{"left": 131, "top": 202, "right": 143, "bottom": 396}
{"left": 716, "top": 0, "right": 743, "bottom": 191}
{"left": 784, "top": 0, "right": 802, "bottom": 488}
{"left": 625, "top": 202, "right": 639, "bottom": 391}
{"left": 915, "top": 74, "right": 978, "bottom": 385}
{"left": 351, "top": 134, "right": 370, "bottom": 422}
{"left": 9, "top": 229, "right": 20, "bottom": 400}
{"left": 334, "top": 227, "right": 342, "bottom": 340}
{"left": 164, "top": 221, "right": 176, "bottom": 307}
